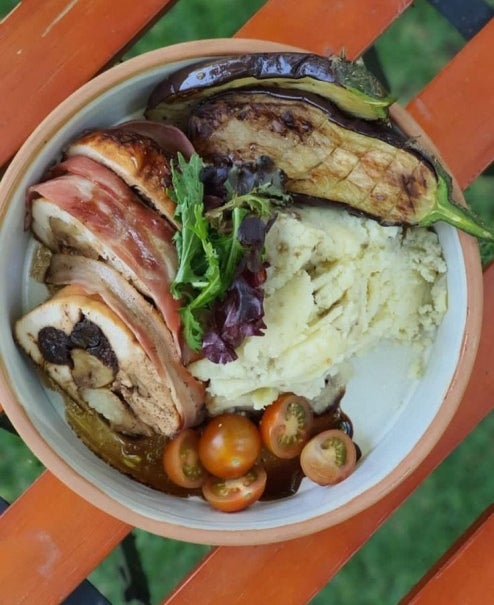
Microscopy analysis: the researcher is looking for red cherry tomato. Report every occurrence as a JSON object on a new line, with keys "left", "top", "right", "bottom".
{"left": 202, "top": 465, "right": 267, "bottom": 512}
{"left": 260, "top": 393, "right": 314, "bottom": 459}
{"left": 198, "top": 413, "right": 261, "bottom": 479}
{"left": 162, "top": 428, "right": 206, "bottom": 489}
{"left": 300, "top": 429, "right": 357, "bottom": 486}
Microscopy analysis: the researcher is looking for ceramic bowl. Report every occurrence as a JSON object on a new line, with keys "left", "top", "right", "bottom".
{"left": 0, "top": 39, "right": 483, "bottom": 545}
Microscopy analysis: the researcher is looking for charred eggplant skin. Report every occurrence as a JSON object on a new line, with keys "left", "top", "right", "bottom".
{"left": 188, "top": 88, "right": 494, "bottom": 240}
{"left": 188, "top": 87, "right": 434, "bottom": 225}
{"left": 145, "top": 52, "right": 394, "bottom": 126}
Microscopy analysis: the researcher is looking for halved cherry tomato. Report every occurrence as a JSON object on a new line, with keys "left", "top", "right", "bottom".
{"left": 198, "top": 413, "right": 261, "bottom": 479}
{"left": 202, "top": 465, "right": 267, "bottom": 512}
{"left": 260, "top": 393, "right": 314, "bottom": 459}
{"left": 162, "top": 428, "right": 206, "bottom": 489}
{"left": 300, "top": 429, "right": 357, "bottom": 486}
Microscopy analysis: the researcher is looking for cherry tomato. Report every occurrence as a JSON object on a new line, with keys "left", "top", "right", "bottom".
{"left": 260, "top": 393, "right": 314, "bottom": 459}
{"left": 202, "top": 465, "right": 267, "bottom": 512}
{"left": 300, "top": 429, "right": 357, "bottom": 486}
{"left": 198, "top": 413, "right": 261, "bottom": 479}
{"left": 162, "top": 428, "right": 206, "bottom": 489}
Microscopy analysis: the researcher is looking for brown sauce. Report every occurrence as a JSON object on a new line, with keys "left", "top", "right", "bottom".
{"left": 66, "top": 398, "right": 198, "bottom": 498}
{"left": 65, "top": 390, "right": 354, "bottom": 502}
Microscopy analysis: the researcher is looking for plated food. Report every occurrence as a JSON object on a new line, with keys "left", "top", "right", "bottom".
{"left": 0, "top": 39, "right": 483, "bottom": 543}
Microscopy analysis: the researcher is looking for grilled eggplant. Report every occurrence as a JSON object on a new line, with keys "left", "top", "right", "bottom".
{"left": 187, "top": 88, "right": 494, "bottom": 240}
{"left": 145, "top": 52, "right": 394, "bottom": 127}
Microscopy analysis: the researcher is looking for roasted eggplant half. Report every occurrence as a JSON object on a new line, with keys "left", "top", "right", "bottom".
{"left": 187, "top": 88, "right": 494, "bottom": 240}
{"left": 145, "top": 52, "right": 394, "bottom": 127}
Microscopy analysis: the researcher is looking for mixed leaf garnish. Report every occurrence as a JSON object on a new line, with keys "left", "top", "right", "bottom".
{"left": 170, "top": 154, "right": 291, "bottom": 363}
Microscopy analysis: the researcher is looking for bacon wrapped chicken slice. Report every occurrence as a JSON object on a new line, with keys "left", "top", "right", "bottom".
{"left": 15, "top": 257, "right": 205, "bottom": 437}
{"left": 65, "top": 121, "right": 195, "bottom": 227}
{"left": 28, "top": 155, "right": 183, "bottom": 353}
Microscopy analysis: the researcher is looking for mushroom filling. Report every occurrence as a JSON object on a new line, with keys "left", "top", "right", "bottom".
{"left": 38, "top": 317, "right": 119, "bottom": 386}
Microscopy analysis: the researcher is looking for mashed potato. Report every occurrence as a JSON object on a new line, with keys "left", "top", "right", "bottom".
{"left": 189, "top": 205, "right": 447, "bottom": 414}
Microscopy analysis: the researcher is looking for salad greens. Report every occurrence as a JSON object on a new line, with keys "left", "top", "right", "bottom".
{"left": 169, "top": 153, "right": 290, "bottom": 361}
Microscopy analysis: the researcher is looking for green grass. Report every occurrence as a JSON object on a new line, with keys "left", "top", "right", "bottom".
{"left": 1, "top": 1, "right": 493, "bottom": 603}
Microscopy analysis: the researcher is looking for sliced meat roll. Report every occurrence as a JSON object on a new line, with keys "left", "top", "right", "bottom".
{"left": 15, "top": 267, "right": 204, "bottom": 437}
{"left": 45, "top": 255, "right": 205, "bottom": 431}
{"left": 65, "top": 121, "right": 194, "bottom": 226}
{"left": 15, "top": 285, "right": 164, "bottom": 436}
{"left": 28, "top": 156, "right": 183, "bottom": 354}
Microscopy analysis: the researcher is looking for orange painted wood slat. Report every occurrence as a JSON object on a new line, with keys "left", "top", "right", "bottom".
{"left": 0, "top": 0, "right": 176, "bottom": 168}
{"left": 401, "top": 505, "right": 494, "bottom": 604}
{"left": 0, "top": 471, "right": 131, "bottom": 605}
{"left": 0, "top": 3, "right": 491, "bottom": 604}
{"left": 236, "top": 0, "right": 412, "bottom": 57}
{"left": 407, "top": 19, "right": 494, "bottom": 190}
{"left": 161, "top": 260, "right": 494, "bottom": 605}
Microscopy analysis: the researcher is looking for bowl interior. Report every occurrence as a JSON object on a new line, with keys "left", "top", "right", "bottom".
{"left": 0, "top": 39, "right": 481, "bottom": 545}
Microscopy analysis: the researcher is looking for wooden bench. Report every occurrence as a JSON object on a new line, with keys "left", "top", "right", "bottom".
{"left": 0, "top": 1, "right": 492, "bottom": 602}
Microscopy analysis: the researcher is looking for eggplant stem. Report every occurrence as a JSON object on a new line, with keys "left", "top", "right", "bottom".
{"left": 421, "top": 176, "right": 494, "bottom": 241}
